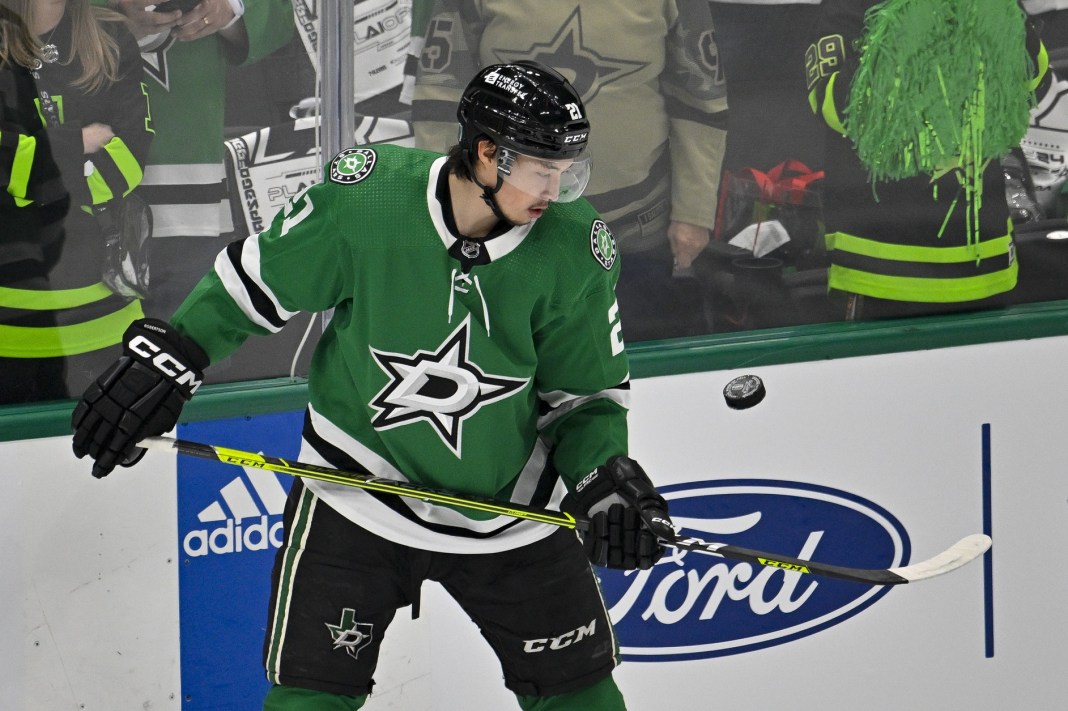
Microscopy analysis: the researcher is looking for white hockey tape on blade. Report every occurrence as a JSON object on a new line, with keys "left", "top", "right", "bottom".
{"left": 723, "top": 374, "right": 766, "bottom": 409}
{"left": 888, "top": 534, "right": 992, "bottom": 582}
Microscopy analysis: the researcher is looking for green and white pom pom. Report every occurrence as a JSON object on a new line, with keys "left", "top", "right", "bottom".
{"left": 846, "top": 0, "right": 1035, "bottom": 184}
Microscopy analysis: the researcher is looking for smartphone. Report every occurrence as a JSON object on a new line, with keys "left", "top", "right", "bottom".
{"left": 154, "top": 0, "right": 201, "bottom": 13}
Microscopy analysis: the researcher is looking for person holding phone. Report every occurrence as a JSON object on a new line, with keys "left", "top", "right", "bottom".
{"left": 102, "top": 0, "right": 294, "bottom": 351}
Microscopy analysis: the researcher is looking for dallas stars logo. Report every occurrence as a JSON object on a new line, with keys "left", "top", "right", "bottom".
{"left": 368, "top": 316, "right": 529, "bottom": 457}
{"left": 590, "top": 220, "right": 616, "bottom": 270}
{"left": 492, "top": 7, "right": 646, "bottom": 104}
{"left": 325, "top": 608, "right": 374, "bottom": 660}
{"left": 330, "top": 148, "right": 377, "bottom": 184}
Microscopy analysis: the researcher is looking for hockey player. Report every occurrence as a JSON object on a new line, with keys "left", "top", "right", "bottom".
{"left": 71, "top": 61, "right": 675, "bottom": 710}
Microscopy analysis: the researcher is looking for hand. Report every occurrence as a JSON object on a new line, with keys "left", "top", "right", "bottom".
{"left": 668, "top": 220, "right": 710, "bottom": 273}
{"left": 82, "top": 123, "right": 115, "bottom": 154}
{"left": 107, "top": 0, "right": 183, "bottom": 41}
{"left": 72, "top": 319, "right": 208, "bottom": 479}
{"left": 173, "top": 0, "right": 237, "bottom": 42}
{"left": 567, "top": 456, "right": 674, "bottom": 570}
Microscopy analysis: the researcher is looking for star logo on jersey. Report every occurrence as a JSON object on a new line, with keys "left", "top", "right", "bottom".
{"left": 368, "top": 316, "right": 529, "bottom": 457}
{"left": 590, "top": 220, "right": 616, "bottom": 270}
{"left": 141, "top": 34, "right": 178, "bottom": 91}
{"left": 330, "top": 148, "right": 377, "bottom": 184}
{"left": 325, "top": 608, "right": 374, "bottom": 660}
{"left": 492, "top": 7, "right": 646, "bottom": 104}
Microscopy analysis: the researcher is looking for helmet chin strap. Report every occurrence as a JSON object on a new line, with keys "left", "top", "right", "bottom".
{"left": 463, "top": 139, "right": 517, "bottom": 226}
{"left": 475, "top": 172, "right": 513, "bottom": 225}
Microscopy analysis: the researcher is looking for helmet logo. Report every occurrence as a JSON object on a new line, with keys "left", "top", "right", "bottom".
{"left": 497, "top": 148, "right": 517, "bottom": 176}
{"left": 590, "top": 220, "right": 616, "bottom": 271}
{"left": 482, "top": 69, "right": 529, "bottom": 99}
{"left": 330, "top": 148, "right": 377, "bottom": 184}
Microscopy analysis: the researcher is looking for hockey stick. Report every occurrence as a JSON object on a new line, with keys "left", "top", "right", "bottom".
{"left": 140, "top": 436, "right": 990, "bottom": 586}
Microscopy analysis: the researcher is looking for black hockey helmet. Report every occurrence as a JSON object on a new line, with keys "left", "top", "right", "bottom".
{"left": 458, "top": 61, "right": 590, "bottom": 160}
{"left": 458, "top": 61, "right": 592, "bottom": 204}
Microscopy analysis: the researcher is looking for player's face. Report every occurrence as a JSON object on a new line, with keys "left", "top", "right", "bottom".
{"left": 472, "top": 142, "right": 591, "bottom": 224}
{"left": 501, "top": 151, "right": 590, "bottom": 199}
{"left": 493, "top": 181, "right": 550, "bottom": 224}
{"left": 493, "top": 156, "right": 569, "bottom": 223}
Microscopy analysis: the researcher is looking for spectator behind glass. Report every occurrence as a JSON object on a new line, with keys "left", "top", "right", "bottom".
{"left": 1, "top": 3, "right": 69, "bottom": 404}
{"left": 102, "top": 0, "right": 293, "bottom": 375}
{"left": 806, "top": 0, "right": 1051, "bottom": 321}
{"left": 702, "top": 0, "right": 835, "bottom": 332}
{"left": 410, "top": 0, "right": 727, "bottom": 343}
{"left": 0, "top": 0, "right": 149, "bottom": 404}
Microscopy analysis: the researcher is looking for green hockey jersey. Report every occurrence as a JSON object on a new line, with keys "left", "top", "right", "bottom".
{"left": 136, "top": 0, "right": 294, "bottom": 238}
{"left": 172, "top": 144, "right": 632, "bottom": 552}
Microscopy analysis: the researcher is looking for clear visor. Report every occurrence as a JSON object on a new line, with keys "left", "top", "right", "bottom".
{"left": 496, "top": 148, "right": 592, "bottom": 203}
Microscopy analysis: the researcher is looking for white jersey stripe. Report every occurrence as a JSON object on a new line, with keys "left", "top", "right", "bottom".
{"left": 213, "top": 234, "right": 300, "bottom": 333}
{"left": 536, "top": 386, "right": 631, "bottom": 430}
{"left": 301, "top": 405, "right": 562, "bottom": 553}
{"left": 241, "top": 234, "right": 301, "bottom": 324}
{"left": 214, "top": 246, "right": 281, "bottom": 332}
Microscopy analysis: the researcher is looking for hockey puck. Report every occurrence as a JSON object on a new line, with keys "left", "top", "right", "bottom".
{"left": 723, "top": 374, "right": 766, "bottom": 410}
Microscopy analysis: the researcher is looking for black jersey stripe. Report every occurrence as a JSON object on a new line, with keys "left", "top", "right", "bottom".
{"left": 224, "top": 239, "right": 289, "bottom": 330}
{"left": 137, "top": 180, "right": 227, "bottom": 206}
{"left": 303, "top": 413, "right": 531, "bottom": 540}
{"left": 411, "top": 97, "right": 456, "bottom": 124}
{"left": 94, "top": 153, "right": 130, "bottom": 199}
{"left": 663, "top": 93, "right": 729, "bottom": 129}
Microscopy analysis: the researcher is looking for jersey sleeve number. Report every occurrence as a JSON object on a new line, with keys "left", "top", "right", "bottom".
{"left": 280, "top": 187, "right": 313, "bottom": 237}
{"left": 805, "top": 34, "right": 845, "bottom": 89}
{"left": 608, "top": 300, "right": 625, "bottom": 357}
{"left": 420, "top": 18, "right": 454, "bottom": 72}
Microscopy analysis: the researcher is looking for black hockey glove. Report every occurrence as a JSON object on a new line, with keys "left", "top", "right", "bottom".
{"left": 72, "top": 318, "right": 208, "bottom": 479}
{"left": 567, "top": 456, "right": 675, "bottom": 570}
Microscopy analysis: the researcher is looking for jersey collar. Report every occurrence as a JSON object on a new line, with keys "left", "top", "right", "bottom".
{"left": 426, "top": 156, "right": 534, "bottom": 266}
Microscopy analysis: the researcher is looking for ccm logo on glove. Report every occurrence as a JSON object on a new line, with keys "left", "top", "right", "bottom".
{"left": 575, "top": 470, "right": 598, "bottom": 493}
{"left": 128, "top": 335, "right": 204, "bottom": 394}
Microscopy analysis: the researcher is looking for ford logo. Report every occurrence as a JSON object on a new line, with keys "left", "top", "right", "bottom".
{"left": 602, "top": 479, "right": 911, "bottom": 661}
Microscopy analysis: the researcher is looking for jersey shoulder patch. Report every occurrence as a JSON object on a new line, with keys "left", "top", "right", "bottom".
{"left": 589, "top": 219, "right": 617, "bottom": 271}
{"left": 330, "top": 147, "right": 377, "bottom": 184}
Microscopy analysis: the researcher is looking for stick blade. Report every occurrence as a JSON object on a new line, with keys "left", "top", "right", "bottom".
{"left": 889, "top": 534, "right": 991, "bottom": 583}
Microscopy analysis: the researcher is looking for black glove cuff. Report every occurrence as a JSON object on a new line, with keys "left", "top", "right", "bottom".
{"left": 571, "top": 456, "right": 667, "bottom": 511}
{"left": 122, "top": 318, "right": 208, "bottom": 400}
{"left": 570, "top": 456, "right": 674, "bottom": 542}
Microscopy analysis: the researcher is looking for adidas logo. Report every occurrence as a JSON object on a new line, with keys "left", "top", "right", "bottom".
{"left": 183, "top": 468, "right": 289, "bottom": 557}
